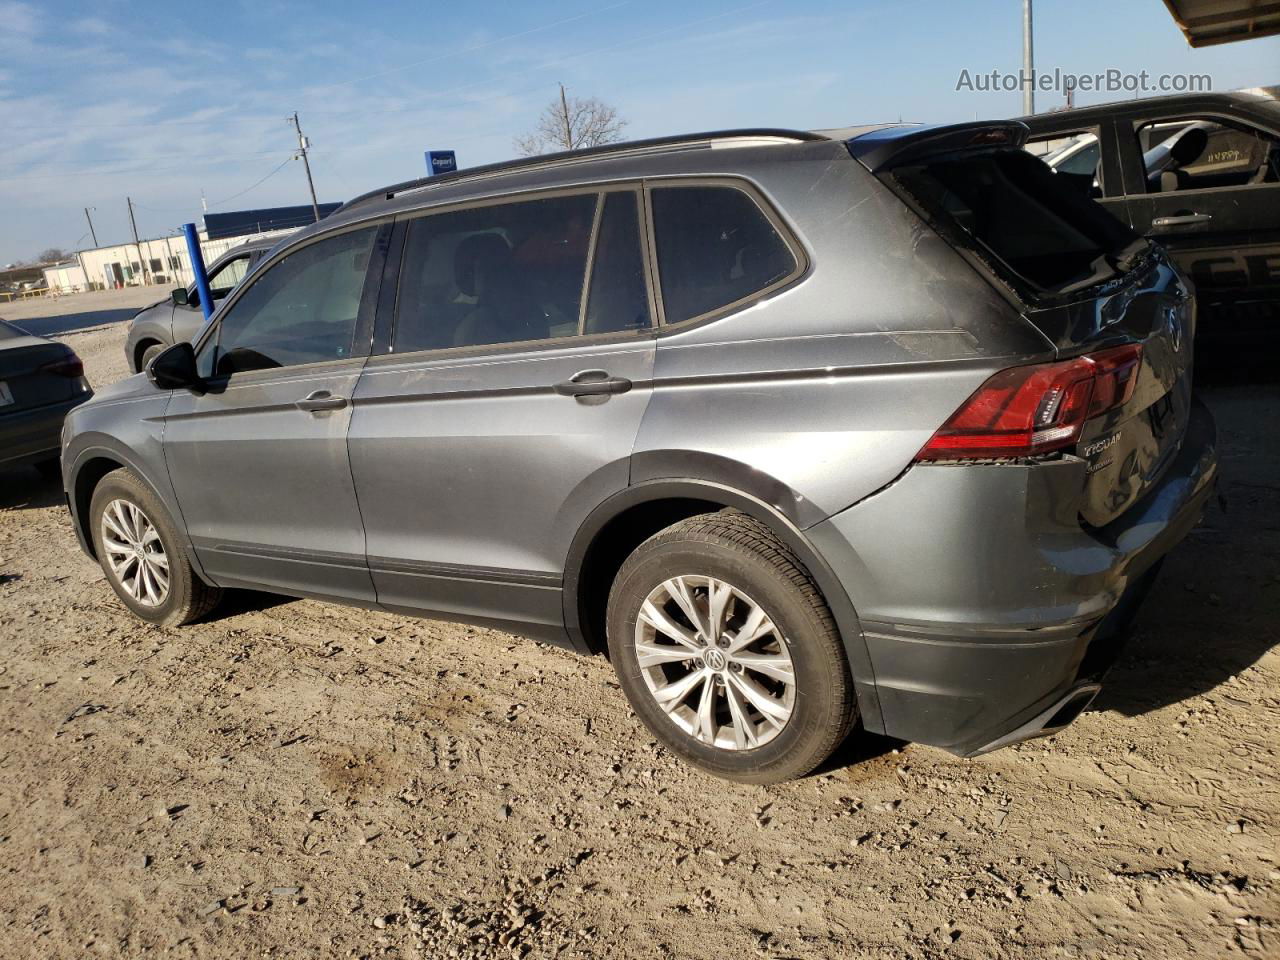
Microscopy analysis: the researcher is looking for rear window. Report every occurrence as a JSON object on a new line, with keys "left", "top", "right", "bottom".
{"left": 650, "top": 185, "right": 797, "bottom": 324}
{"left": 889, "top": 149, "right": 1142, "bottom": 300}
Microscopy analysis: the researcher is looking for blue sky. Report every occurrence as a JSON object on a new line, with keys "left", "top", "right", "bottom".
{"left": 1, "top": 0, "right": 1277, "bottom": 265}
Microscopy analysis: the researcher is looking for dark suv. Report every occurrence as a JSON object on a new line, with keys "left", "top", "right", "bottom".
{"left": 1020, "top": 86, "right": 1280, "bottom": 353}
{"left": 61, "top": 124, "right": 1217, "bottom": 782}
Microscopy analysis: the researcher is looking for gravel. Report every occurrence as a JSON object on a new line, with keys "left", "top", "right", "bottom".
{"left": 0, "top": 305, "right": 1276, "bottom": 958}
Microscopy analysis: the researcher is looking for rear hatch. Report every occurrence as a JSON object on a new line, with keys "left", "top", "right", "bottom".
{"left": 850, "top": 123, "right": 1194, "bottom": 527}
{"left": 0, "top": 320, "right": 82, "bottom": 413}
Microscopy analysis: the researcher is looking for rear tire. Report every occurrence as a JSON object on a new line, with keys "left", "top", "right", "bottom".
{"left": 89, "top": 468, "right": 221, "bottom": 626}
{"left": 606, "top": 511, "right": 856, "bottom": 783}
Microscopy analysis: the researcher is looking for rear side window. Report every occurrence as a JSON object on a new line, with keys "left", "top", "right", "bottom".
{"left": 394, "top": 194, "right": 596, "bottom": 352}
{"left": 650, "top": 185, "right": 797, "bottom": 324}
{"left": 891, "top": 150, "right": 1140, "bottom": 299}
{"left": 584, "top": 192, "right": 651, "bottom": 335}
{"left": 1024, "top": 129, "right": 1104, "bottom": 199}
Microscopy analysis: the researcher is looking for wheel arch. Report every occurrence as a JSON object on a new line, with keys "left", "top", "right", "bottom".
{"left": 562, "top": 478, "right": 884, "bottom": 733}
{"left": 132, "top": 337, "right": 165, "bottom": 373}
{"left": 66, "top": 442, "right": 213, "bottom": 586}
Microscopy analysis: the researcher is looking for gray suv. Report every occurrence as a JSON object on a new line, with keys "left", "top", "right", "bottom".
{"left": 123, "top": 239, "right": 275, "bottom": 373}
{"left": 61, "top": 123, "right": 1217, "bottom": 782}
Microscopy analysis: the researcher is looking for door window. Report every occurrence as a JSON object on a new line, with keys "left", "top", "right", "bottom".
{"left": 207, "top": 255, "right": 250, "bottom": 300}
{"left": 199, "top": 226, "right": 377, "bottom": 377}
{"left": 649, "top": 185, "right": 797, "bottom": 324}
{"left": 393, "top": 193, "right": 597, "bottom": 352}
{"left": 584, "top": 191, "right": 651, "bottom": 335}
{"left": 1137, "top": 117, "right": 1280, "bottom": 193}
{"left": 1025, "top": 130, "right": 1104, "bottom": 198}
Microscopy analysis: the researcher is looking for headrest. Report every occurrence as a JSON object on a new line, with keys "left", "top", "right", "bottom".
{"left": 1170, "top": 127, "right": 1208, "bottom": 167}
{"left": 454, "top": 233, "right": 512, "bottom": 297}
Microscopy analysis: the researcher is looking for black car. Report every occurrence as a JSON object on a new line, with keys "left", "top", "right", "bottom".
{"left": 0, "top": 319, "right": 92, "bottom": 479}
{"left": 1020, "top": 86, "right": 1279, "bottom": 352}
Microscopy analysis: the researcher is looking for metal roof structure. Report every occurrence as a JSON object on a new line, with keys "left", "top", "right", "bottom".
{"left": 1161, "top": 0, "right": 1280, "bottom": 46}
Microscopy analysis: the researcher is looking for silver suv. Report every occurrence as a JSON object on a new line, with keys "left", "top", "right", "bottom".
{"left": 124, "top": 239, "right": 276, "bottom": 373}
{"left": 61, "top": 123, "right": 1217, "bottom": 782}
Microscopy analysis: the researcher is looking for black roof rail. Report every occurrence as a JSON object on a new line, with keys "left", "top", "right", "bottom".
{"left": 335, "top": 128, "right": 830, "bottom": 215}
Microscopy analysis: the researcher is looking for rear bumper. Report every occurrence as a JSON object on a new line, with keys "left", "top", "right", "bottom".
{"left": 0, "top": 392, "right": 92, "bottom": 472}
{"left": 808, "top": 397, "right": 1218, "bottom": 756}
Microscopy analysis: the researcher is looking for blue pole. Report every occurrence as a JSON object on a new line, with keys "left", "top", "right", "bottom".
{"left": 182, "top": 222, "right": 214, "bottom": 321}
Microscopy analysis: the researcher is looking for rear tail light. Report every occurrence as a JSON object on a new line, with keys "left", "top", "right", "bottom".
{"left": 916, "top": 344, "right": 1142, "bottom": 461}
{"left": 39, "top": 354, "right": 84, "bottom": 378}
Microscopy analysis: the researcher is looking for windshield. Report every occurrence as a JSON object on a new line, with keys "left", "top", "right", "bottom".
{"left": 889, "top": 148, "right": 1144, "bottom": 301}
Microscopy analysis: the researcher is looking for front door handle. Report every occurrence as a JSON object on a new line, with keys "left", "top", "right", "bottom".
{"left": 1151, "top": 212, "right": 1212, "bottom": 228}
{"left": 295, "top": 390, "right": 348, "bottom": 412}
{"left": 553, "top": 369, "right": 633, "bottom": 397}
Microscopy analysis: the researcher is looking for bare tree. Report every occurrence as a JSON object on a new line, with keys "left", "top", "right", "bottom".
{"left": 514, "top": 84, "right": 627, "bottom": 157}
{"left": 37, "top": 247, "right": 69, "bottom": 263}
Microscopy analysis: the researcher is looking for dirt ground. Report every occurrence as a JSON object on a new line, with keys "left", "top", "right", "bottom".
{"left": 0, "top": 292, "right": 1277, "bottom": 960}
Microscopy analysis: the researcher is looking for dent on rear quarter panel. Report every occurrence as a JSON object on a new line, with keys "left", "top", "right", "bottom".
{"left": 632, "top": 142, "right": 1056, "bottom": 523}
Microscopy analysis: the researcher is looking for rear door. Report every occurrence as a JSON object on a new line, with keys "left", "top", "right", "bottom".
{"left": 162, "top": 224, "right": 385, "bottom": 601}
{"left": 347, "top": 187, "right": 656, "bottom": 642}
{"left": 1118, "top": 111, "right": 1280, "bottom": 345}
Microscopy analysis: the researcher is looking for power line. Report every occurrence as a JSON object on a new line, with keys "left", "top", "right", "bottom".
{"left": 207, "top": 155, "right": 295, "bottom": 208}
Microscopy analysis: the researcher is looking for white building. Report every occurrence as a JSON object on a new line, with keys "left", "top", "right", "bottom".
{"left": 43, "top": 228, "right": 295, "bottom": 295}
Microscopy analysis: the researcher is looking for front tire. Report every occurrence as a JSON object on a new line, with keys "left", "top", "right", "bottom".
{"left": 606, "top": 511, "right": 856, "bottom": 783}
{"left": 89, "top": 468, "right": 221, "bottom": 626}
{"left": 139, "top": 342, "right": 166, "bottom": 373}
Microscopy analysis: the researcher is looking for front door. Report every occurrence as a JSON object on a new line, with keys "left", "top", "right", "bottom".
{"left": 1120, "top": 113, "right": 1280, "bottom": 346}
{"left": 163, "top": 224, "right": 385, "bottom": 602}
{"left": 347, "top": 189, "right": 657, "bottom": 641}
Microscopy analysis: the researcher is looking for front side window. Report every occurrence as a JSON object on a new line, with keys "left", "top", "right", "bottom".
{"left": 1138, "top": 117, "right": 1280, "bottom": 192}
{"left": 394, "top": 193, "right": 597, "bottom": 353}
{"left": 199, "top": 226, "right": 377, "bottom": 377}
{"left": 650, "top": 185, "right": 797, "bottom": 324}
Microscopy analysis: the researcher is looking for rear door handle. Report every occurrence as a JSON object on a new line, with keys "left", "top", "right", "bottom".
{"left": 295, "top": 390, "right": 348, "bottom": 412}
{"left": 1151, "top": 212, "right": 1212, "bottom": 228}
{"left": 553, "top": 369, "right": 633, "bottom": 397}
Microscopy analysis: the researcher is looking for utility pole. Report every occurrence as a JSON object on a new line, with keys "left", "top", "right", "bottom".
{"left": 127, "top": 196, "right": 151, "bottom": 285}
{"left": 559, "top": 83, "right": 572, "bottom": 150}
{"left": 1021, "top": 0, "right": 1035, "bottom": 116}
{"left": 289, "top": 112, "right": 321, "bottom": 223}
{"left": 83, "top": 207, "right": 98, "bottom": 248}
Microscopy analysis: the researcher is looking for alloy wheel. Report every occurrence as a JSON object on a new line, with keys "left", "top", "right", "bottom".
{"left": 633, "top": 575, "right": 796, "bottom": 750}
{"left": 100, "top": 498, "right": 170, "bottom": 607}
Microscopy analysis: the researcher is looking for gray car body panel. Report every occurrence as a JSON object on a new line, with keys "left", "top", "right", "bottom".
{"left": 123, "top": 240, "right": 275, "bottom": 372}
{"left": 63, "top": 126, "right": 1218, "bottom": 755}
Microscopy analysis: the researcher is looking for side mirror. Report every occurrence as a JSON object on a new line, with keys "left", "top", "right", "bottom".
{"left": 147, "top": 342, "right": 203, "bottom": 392}
{"left": 171, "top": 287, "right": 190, "bottom": 306}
